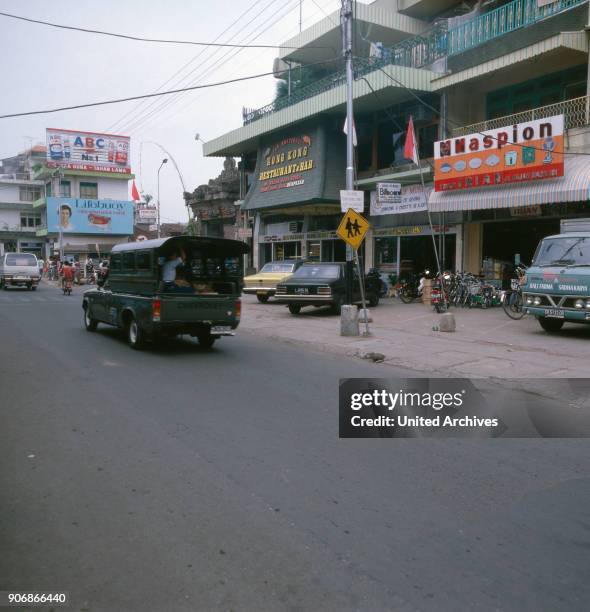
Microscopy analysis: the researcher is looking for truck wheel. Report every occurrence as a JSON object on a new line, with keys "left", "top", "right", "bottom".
{"left": 197, "top": 333, "right": 216, "bottom": 348}
{"left": 83, "top": 306, "right": 98, "bottom": 332}
{"left": 288, "top": 304, "right": 301, "bottom": 315}
{"left": 538, "top": 317, "right": 564, "bottom": 333}
{"left": 31, "top": 286, "right": 37, "bottom": 291}
{"left": 127, "top": 316, "right": 146, "bottom": 349}
{"left": 256, "top": 295, "right": 270, "bottom": 303}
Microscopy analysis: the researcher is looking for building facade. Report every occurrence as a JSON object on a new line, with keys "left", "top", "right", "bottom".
{"left": 205, "top": 0, "right": 590, "bottom": 282}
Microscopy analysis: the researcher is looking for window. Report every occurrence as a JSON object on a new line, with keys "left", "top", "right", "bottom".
{"left": 59, "top": 181, "right": 71, "bottom": 198}
{"left": 20, "top": 214, "right": 41, "bottom": 228}
{"left": 122, "top": 252, "right": 135, "bottom": 270}
{"left": 136, "top": 251, "right": 151, "bottom": 270}
{"left": 110, "top": 253, "right": 122, "bottom": 271}
{"left": 80, "top": 182, "right": 98, "bottom": 199}
{"left": 45, "top": 182, "right": 52, "bottom": 197}
{"left": 6, "top": 253, "right": 37, "bottom": 266}
{"left": 19, "top": 186, "right": 41, "bottom": 202}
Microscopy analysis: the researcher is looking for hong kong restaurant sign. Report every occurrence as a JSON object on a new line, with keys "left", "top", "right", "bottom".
{"left": 259, "top": 135, "right": 314, "bottom": 193}
{"left": 434, "top": 115, "right": 564, "bottom": 192}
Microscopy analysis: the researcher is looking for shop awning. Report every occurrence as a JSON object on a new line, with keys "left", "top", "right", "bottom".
{"left": 429, "top": 156, "right": 590, "bottom": 212}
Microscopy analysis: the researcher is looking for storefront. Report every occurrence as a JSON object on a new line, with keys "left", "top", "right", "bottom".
{"left": 241, "top": 119, "right": 346, "bottom": 269}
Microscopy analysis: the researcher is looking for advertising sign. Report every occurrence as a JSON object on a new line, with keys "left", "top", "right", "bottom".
{"left": 434, "top": 115, "right": 564, "bottom": 192}
{"left": 138, "top": 208, "right": 157, "bottom": 220}
{"left": 258, "top": 134, "right": 314, "bottom": 194}
{"left": 46, "top": 129, "right": 131, "bottom": 175}
{"left": 340, "top": 190, "right": 364, "bottom": 213}
{"left": 46, "top": 197, "right": 134, "bottom": 235}
{"left": 370, "top": 185, "right": 429, "bottom": 215}
{"left": 376, "top": 182, "right": 401, "bottom": 204}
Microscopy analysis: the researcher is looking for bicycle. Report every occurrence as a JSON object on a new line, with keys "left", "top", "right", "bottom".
{"left": 502, "top": 265, "right": 527, "bottom": 320}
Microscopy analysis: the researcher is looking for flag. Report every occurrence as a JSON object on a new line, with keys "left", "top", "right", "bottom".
{"left": 403, "top": 116, "right": 419, "bottom": 166}
{"left": 131, "top": 180, "right": 140, "bottom": 202}
{"left": 343, "top": 117, "right": 358, "bottom": 147}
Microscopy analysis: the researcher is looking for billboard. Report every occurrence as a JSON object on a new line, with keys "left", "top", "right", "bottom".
{"left": 434, "top": 115, "right": 564, "bottom": 192}
{"left": 46, "top": 197, "right": 134, "bottom": 235}
{"left": 370, "top": 185, "right": 429, "bottom": 216}
{"left": 46, "top": 129, "right": 130, "bottom": 174}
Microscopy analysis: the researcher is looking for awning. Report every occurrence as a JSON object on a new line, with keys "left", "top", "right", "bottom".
{"left": 429, "top": 156, "right": 590, "bottom": 212}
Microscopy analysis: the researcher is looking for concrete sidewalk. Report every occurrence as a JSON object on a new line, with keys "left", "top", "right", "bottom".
{"left": 239, "top": 295, "right": 590, "bottom": 379}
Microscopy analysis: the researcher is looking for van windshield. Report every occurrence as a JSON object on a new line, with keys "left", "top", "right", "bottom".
{"left": 6, "top": 254, "right": 37, "bottom": 266}
{"left": 533, "top": 237, "right": 590, "bottom": 267}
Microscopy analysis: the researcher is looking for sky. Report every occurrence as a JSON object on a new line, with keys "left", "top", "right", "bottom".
{"left": 0, "top": 0, "right": 347, "bottom": 223}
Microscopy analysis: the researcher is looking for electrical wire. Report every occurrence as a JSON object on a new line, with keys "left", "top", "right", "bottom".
{"left": 107, "top": 0, "right": 283, "bottom": 133}
{"left": 0, "top": 10, "right": 334, "bottom": 49}
{"left": 0, "top": 57, "right": 341, "bottom": 120}
{"left": 106, "top": 0, "right": 272, "bottom": 132}
{"left": 120, "top": 0, "right": 303, "bottom": 135}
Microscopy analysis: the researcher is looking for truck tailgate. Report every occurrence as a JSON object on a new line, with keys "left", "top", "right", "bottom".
{"left": 161, "top": 295, "right": 235, "bottom": 323}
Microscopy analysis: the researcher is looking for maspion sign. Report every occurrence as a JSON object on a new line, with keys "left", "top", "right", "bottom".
{"left": 434, "top": 115, "right": 564, "bottom": 192}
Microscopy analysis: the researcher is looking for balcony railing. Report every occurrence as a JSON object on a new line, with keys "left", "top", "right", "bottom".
{"left": 242, "top": 0, "right": 586, "bottom": 125}
{"left": 451, "top": 95, "right": 590, "bottom": 136}
{"left": 448, "top": 0, "right": 587, "bottom": 56}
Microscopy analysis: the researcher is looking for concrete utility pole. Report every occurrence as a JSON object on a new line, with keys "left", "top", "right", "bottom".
{"left": 343, "top": 0, "right": 354, "bottom": 306}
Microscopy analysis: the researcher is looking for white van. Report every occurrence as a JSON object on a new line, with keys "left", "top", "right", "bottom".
{"left": 0, "top": 252, "right": 41, "bottom": 290}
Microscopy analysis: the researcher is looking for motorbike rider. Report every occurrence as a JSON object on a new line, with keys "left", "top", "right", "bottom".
{"left": 61, "top": 261, "right": 75, "bottom": 292}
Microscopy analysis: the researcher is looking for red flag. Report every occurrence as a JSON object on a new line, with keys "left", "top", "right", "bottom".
{"left": 131, "top": 180, "right": 140, "bottom": 202}
{"left": 404, "top": 117, "right": 419, "bottom": 166}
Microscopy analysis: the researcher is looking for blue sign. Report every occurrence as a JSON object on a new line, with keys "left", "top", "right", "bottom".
{"left": 47, "top": 197, "right": 134, "bottom": 235}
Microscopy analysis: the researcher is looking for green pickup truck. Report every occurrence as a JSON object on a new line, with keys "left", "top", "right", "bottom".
{"left": 82, "top": 236, "right": 249, "bottom": 349}
{"left": 523, "top": 227, "right": 590, "bottom": 333}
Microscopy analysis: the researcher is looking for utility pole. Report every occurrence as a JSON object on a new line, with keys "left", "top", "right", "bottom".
{"left": 343, "top": 0, "right": 354, "bottom": 306}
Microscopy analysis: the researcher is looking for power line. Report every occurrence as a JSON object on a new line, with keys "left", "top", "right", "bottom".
{"left": 0, "top": 10, "right": 334, "bottom": 49}
{"left": 107, "top": 0, "right": 277, "bottom": 133}
{"left": 0, "top": 57, "right": 341, "bottom": 120}
{"left": 123, "top": 0, "right": 308, "bottom": 135}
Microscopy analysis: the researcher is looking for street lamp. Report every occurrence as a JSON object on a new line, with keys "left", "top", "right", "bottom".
{"left": 156, "top": 158, "right": 168, "bottom": 238}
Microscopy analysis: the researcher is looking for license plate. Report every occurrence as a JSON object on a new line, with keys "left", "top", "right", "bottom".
{"left": 544, "top": 308, "right": 565, "bottom": 318}
{"left": 211, "top": 325, "right": 231, "bottom": 334}
{"left": 295, "top": 287, "right": 309, "bottom": 294}
{"left": 256, "top": 290, "right": 267, "bottom": 296}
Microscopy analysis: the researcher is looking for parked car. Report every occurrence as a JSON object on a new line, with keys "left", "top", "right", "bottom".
{"left": 82, "top": 236, "right": 249, "bottom": 349}
{"left": 275, "top": 262, "right": 380, "bottom": 314}
{"left": 523, "top": 230, "right": 590, "bottom": 333}
{"left": 243, "top": 259, "right": 305, "bottom": 302}
{"left": 0, "top": 252, "right": 41, "bottom": 290}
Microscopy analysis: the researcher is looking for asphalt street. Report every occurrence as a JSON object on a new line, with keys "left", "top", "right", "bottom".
{"left": 1, "top": 285, "right": 589, "bottom": 611}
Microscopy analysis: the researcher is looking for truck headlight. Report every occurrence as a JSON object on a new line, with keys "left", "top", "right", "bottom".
{"left": 575, "top": 299, "right": 584, "bottom": 309}
{"left": 533, "top": 297, "right": 541, "bottom": 306}
{"left": 586, "top": 300, "right": 590, "bottom": 310}
{"left": 526, "top": 296, "right": 533, "bottom": 305}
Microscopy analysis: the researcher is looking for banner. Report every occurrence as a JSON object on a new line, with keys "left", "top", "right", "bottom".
{"left": 434, "top": 115, "right": 564, "bottom": 192}
{"left": 46, "top": 197, "right": 134, "bottom": 235}
{"left": 370, "top": 185, "right": 429, "bottom": 215}
{"left": 46, "top": 129, "right": 131, "bottom": 175}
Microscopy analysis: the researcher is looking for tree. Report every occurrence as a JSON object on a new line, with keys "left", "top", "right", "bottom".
{"left": 142, "top": 193, "right": 153, "bottom": 205}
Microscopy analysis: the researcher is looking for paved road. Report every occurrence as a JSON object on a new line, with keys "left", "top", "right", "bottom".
{"left": 1, "top": 287, "right": 589, "bottom": 611}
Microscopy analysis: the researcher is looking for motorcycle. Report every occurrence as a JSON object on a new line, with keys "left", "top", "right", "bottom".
{"left": 431, "top": 271, "right": 452, "bottom": 313}
{"left": 62, "top": 278, "right": 72, "bottom": 295}
{"left": 399, "top": 269, "right": 432, "bottom": 303}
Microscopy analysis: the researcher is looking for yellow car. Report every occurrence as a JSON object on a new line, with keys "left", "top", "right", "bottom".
{"left": 243, "top": 260, "right": 305, "bottom": 303}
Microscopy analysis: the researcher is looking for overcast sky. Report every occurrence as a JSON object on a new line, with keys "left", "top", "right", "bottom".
{"left": 0, "top": 0, "right": 349, "bottom": 222}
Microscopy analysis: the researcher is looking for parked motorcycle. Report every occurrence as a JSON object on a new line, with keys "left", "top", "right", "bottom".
{"left": 399, "top": 269, "right": 432, "bottom": 303}
{"left": 62, "top": 278, "right": 72, "bottom": 296}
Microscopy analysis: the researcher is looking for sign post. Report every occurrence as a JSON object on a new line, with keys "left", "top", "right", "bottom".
{"left": 337, "top": 208, "right": 371, "bottom": 335}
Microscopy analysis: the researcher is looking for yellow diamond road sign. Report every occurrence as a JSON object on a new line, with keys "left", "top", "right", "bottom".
{"left": 337, "top": 208, "right": 370, "bottom": 250}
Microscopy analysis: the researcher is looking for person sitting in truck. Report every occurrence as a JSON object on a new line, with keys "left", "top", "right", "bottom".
{"left": 160, "top": 248, "right": 187, "bottom": 291}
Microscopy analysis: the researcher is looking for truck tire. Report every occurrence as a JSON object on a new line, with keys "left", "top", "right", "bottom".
{"left": 256, "top": 295, "right": 270, "bottom": 303}
{"left": 127, "top": 316, "right": 146, "bottom": 349}
{"left": 288, "top": 304, "right": 301, "bottom": 315}
{"left": 538, "top": 317, "right": 564, "bottom": 333}
{"left": 83, "top": 306, "right": 98, "bottom": 332}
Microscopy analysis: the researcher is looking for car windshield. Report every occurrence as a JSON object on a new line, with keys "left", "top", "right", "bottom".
{"left": 293, "top": 265, "right": 340, "bottom": 279}
{"left": 6, "top": 253, "right": 37, "bottom": 266}
{"left": 533, "top": 237, "right": 590, "bottom": 266}
{"left": 260, "top": 263, "right": 294, "bottom": 273}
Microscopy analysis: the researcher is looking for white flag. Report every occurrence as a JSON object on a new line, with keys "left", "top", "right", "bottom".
{"left": 343, "top": 117, "right": 358, "bottom": 147}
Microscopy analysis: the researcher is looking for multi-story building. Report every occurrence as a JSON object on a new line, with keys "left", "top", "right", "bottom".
{"left": 0, "top": 146, "right": 46, "bottom": 257}
{"left": 205, "top": 0, "right": 590, "bottom": 281}
{"left": 33, "top": 128, "right": 135, "bottom": 260}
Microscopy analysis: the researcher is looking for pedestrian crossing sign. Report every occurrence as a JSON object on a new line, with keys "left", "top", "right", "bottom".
{"left": 336, "top": 208, "right": 370, "bottom": 250}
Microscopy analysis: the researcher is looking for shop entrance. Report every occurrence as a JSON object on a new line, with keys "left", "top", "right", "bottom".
{"left": 482, "top": 218, "right": 560, "bottom": 266}
{"left": 399, "top": 234, "right": 455, "bottom": 277}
